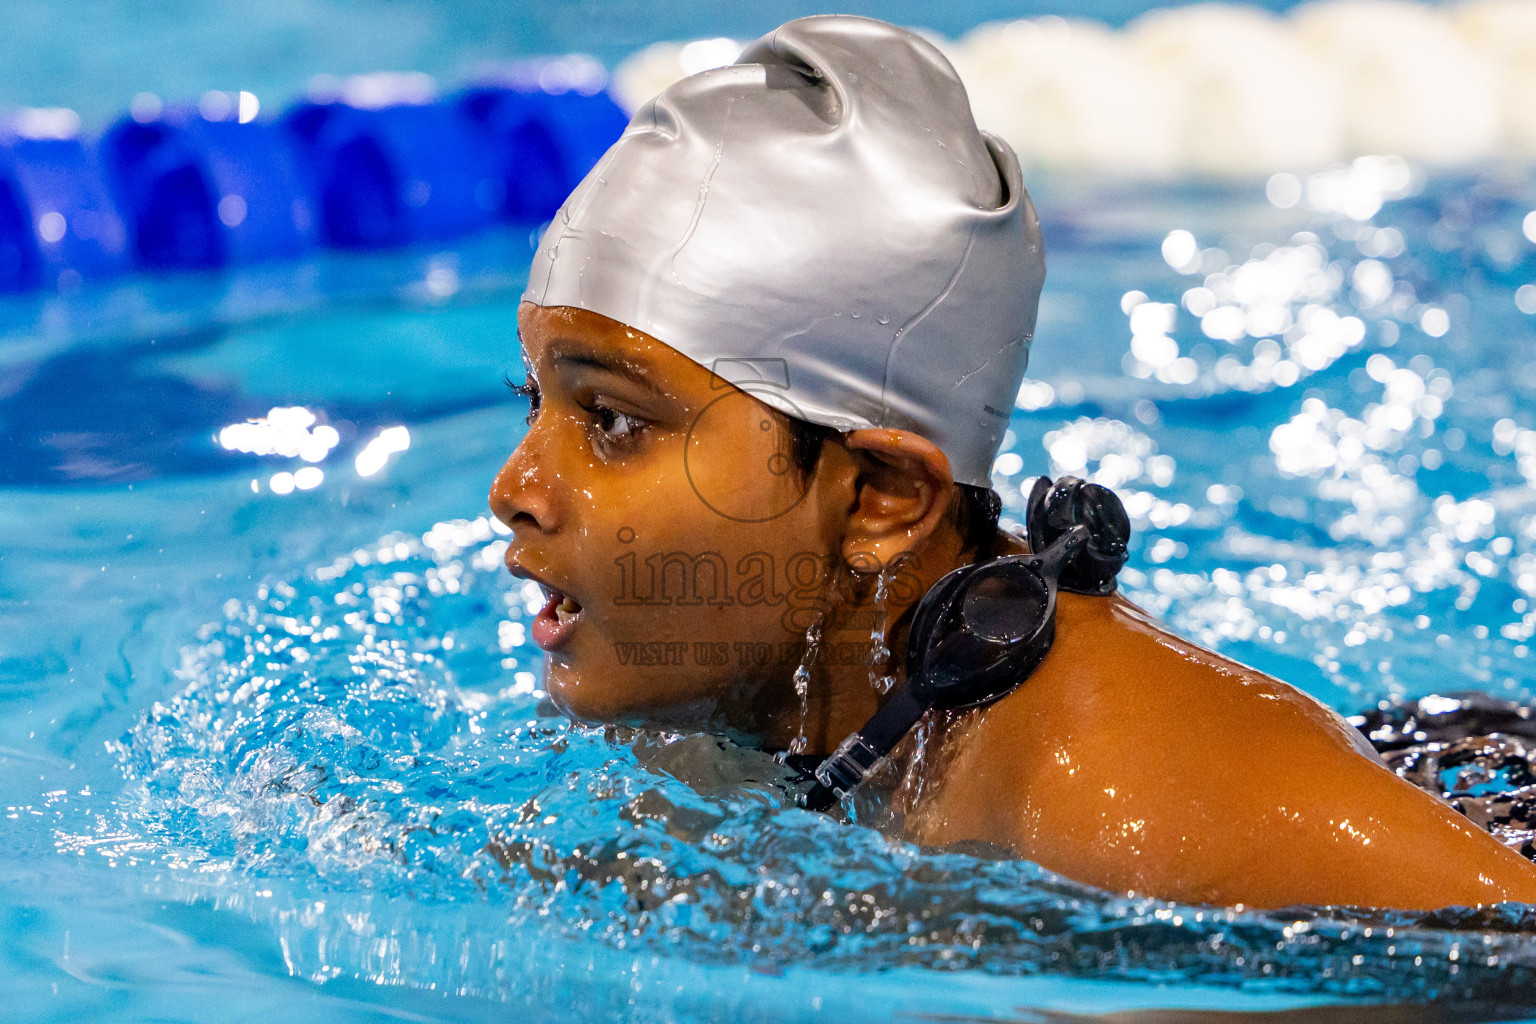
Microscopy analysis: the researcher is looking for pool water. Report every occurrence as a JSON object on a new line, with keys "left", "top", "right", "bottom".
{"left": 7, "top": 166, "right": 1536, "bottom": 1022}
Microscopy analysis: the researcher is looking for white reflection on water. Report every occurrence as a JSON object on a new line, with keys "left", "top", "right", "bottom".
{"left": 218, "top": 405, "right": 339, "bottom": 461}
{"left": 1124, "top": 229, "right": 1374, "bottom": 392}
{"left": 355, "top": 424, "right": 411, "bottom": 477}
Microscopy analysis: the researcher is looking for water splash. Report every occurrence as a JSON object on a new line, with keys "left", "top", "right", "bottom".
{"left": 57, "top": 512, "right": 1536, "bottom": 1004}
{"left": 1356, "top": 691, "right": 1536, "bottom": 860}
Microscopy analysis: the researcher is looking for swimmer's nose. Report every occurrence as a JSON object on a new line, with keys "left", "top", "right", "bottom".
{"left": 489, "top": 443, "right": 559, "bottom": 536}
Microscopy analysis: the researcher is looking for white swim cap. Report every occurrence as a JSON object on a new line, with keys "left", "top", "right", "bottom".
{"left": 523, "top": 15, "right": 1045, "bottom": 487}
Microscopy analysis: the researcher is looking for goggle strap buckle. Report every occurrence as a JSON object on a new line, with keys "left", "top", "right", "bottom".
{"left": 814, "top": 733, "right": 882, "bottom": 794}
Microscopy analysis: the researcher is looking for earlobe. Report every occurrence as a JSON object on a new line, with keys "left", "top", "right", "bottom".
{"left": 840, "top": 429, "right": 958, "bottom": 571}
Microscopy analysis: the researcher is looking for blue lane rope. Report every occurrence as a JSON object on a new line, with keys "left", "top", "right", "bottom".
{"left": 0, "top": 76, "right": 628, "bottom": 292}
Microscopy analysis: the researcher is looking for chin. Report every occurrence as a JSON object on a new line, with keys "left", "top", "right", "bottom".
{"left": 541, "top": 659, "right": 731, "bottom": 733}
{"left": 541, "top": 660, "right": 652, "bottom": 726}
{"left": 542, "top": 661, "right": 613, "bottom": 724}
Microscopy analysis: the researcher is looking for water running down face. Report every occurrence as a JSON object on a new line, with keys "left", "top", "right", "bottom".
{"left": 489, "top": 303, "right": 974, "bottom": 752}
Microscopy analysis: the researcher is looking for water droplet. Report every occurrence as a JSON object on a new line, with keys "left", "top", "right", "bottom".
{"left": 869, "top": 570, "right": 895, "bottom": 694}
{"left": 876, "top": 315, "right": 890, "bottom": 325}
{"left": 788, "top": 616, "right": 824, "bottom": 755}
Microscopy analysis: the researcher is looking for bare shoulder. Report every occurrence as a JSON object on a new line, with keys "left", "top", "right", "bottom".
{"left": 910, "top": 591, "right": 1536, "bottom": 909}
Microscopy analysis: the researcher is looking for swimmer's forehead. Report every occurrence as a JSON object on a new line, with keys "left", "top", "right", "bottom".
{"left": 518, "top": 306, "right": 697, "bottom": 404}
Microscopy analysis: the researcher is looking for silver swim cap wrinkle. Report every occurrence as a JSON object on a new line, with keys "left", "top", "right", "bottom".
{"left": 878, "top": 219, "right": 979, "bottom": 416}
{"left": 524, "top": 14, "right": 1046, "bottom": 486}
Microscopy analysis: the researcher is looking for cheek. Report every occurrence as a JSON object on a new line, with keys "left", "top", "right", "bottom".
{"left": 683, "top": 397, "right": 809, "bottom": 526}
{"left": 564, "top": 456, "right": 694, "bottom": 553}
{"left": 548, "top": 520, "right": 836, "bottom": 721}
{"left": 539, "top": 409, "right": 840, "bottom": 720}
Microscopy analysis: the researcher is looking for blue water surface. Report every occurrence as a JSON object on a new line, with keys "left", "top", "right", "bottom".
{"left": 7, "top": 158, "right": 1536, "bottom": 1021}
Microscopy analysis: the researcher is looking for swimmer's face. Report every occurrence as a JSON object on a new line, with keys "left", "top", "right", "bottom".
{"left": 489, "top": 304, "right": 862, "bottom": 738}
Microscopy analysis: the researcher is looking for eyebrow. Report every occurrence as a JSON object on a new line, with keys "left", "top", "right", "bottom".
{"left": 550, "top": 347, "right": 658, "bottom": 389}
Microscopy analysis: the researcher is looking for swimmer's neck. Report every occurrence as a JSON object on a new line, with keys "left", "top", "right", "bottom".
{"left": 758, "top": 530, "right": 1029, "bottom": 756}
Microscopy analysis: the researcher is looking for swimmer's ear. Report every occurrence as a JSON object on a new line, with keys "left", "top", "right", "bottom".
{"left": 839, "top": 429, "right": 958, "bottom": 570}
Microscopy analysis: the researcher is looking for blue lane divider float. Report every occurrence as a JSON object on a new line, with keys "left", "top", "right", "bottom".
{"left": 459, "top": 84, "right": 629, "bottom": 223}
{"left": 285, "top": 96, "right": 500, "bottom": 248}
{"left": 0, "top": 113, "right": 131, "bottom": 293}
{"left": 0, "top": 61, "right": 630, "bottom": 292}
{"left": 103, "top": 96, "right": 318, "bottom": 269}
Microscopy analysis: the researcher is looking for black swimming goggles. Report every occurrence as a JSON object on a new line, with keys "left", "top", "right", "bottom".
{"left": 789, "top": 475, "right": 1131, "bottom": 813}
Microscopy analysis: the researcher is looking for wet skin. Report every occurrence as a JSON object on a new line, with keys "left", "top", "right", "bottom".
{"left": 491, "top": 303, "right": 1536, "bottom": 911}
{"left": 910, "top": 531, "right": 1536, "bottom": 909}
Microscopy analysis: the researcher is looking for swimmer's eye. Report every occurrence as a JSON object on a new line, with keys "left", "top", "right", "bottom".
{"left": 592, "top": 403, "right": 644, "bottom": 443}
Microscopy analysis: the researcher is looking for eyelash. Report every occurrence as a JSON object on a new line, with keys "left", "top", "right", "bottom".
{"left": 505, "top": 376, "right": 646, "bottom": 446}
{"left": 506, "top": 377, "right": 539, "bottom": 424}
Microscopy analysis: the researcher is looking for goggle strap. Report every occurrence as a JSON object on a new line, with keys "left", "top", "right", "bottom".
{"left": 801, "top": 685, "right": 927, "bottom": 812}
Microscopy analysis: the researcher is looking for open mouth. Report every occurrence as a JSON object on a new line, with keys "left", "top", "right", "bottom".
{"left": 530, "top": 586, "right": 584, "bottom": 652}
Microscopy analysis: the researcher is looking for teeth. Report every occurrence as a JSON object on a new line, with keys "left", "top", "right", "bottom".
{"left": 554, "top": 595, "right": 580, "bottom": 623}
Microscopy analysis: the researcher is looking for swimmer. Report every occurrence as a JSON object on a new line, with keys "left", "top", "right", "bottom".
{"left": 488, "top": 15, "right": 1536, "bottom": 910}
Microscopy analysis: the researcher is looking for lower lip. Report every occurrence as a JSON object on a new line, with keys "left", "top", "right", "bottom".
{"left": 530, "top": 590, "right": 582, "bottom": 651}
